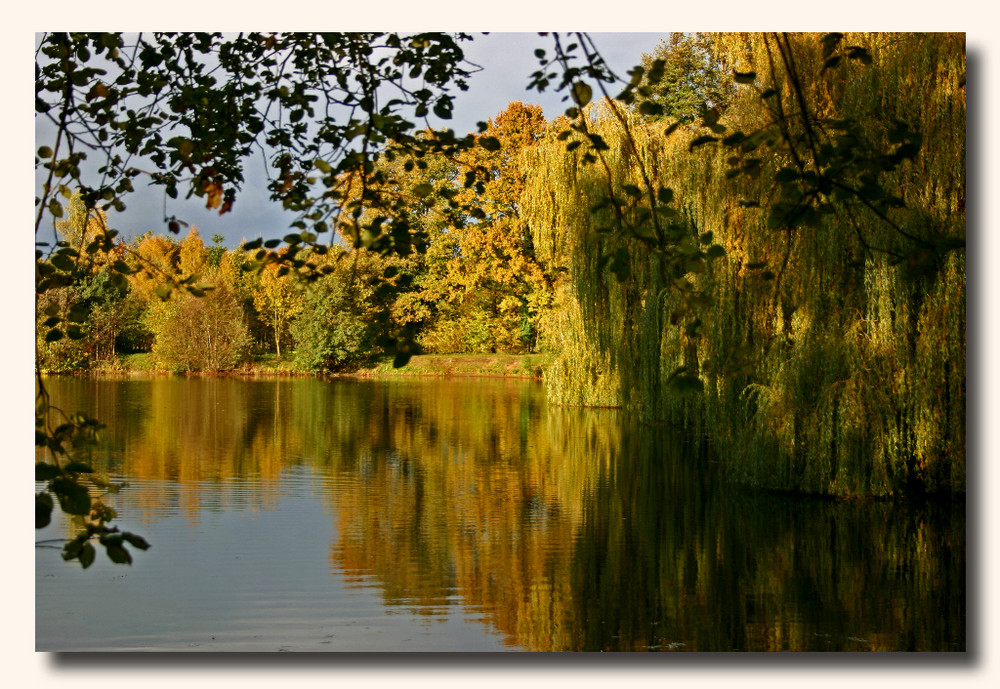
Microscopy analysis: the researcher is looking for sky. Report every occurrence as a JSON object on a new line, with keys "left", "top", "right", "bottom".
{"left": 35, "top": 32, "right": 668, "bottom": 248}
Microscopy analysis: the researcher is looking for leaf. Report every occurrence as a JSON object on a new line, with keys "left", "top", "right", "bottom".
{"left": 572, "top": 81, "right": 592, "bottom": 107}
{"left": 821, "top": 32, "right": 844, "bottom": 59}
{"left": 37, "top": 146, "right": 53, "bottom": 159}
{"left": 638, "top": 101, "right": 663, "bottom": 117}
{"left": 78, "top": 542, "right": 96, "bottom": 569}
{"left": 711, "top": 137, "right": 737, "bottom": 155}
{"left": 412, "top": 183, "right": 434, "bottom": 198}
{"left": 122, "top": 532, "right": 151, "bottom": 550}
{"left": 733, "top": 70, "right": 756, "bottom": 84}
{"left": 478, "top": 136, "right": 501, "bottom": 152}
{"left": 847, "top": 46, "right": 872, "bottom": 65}
{"left": 36, "top": 492, "right": 53, "bottom": 529}
{"left": 36, "top": 463, "right": 60, "bottom": 481}
{"left": 62, "top": 534, "right": 86, "bottom": 561}
{"left": 433, "top": 98, "right": 453, "bottom": 120}
{"left": 587, "top": 134, "right": 609, "bottom": 151}
{"left": 63, "top": 461, "right": 94, "bottom": 474}
{"left": 774, "top": 167, "right": 799, "bottom": 183}
{"left": 45, "top": 328, "right": 64, "bottom": 343}
{"left": 688, "top": 135, "right": 717, "bottom": 151}
{"left": 105, "top": 544, "right": 133, "bottom": 565}
{"left": 51, "top": 476, "right": 91, "bottom": 516}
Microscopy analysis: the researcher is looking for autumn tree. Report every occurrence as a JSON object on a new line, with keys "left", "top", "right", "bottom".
{"left": 290, "top": 248, "right": 394, "bottom": 372}
{"left": 178, "top": 227, "right": 209, "bottom": 278}
{"left": 253, "top": 262, "right": 303, "bottom": 357}
{"left": 417, "top": 102, "right": 552, "bottom": 353}
{"left": 634, "top": 33, "right": 734, "bottom": 124}
{"left": 36, "top": 191, "right": 130, "bottom": 371}
{"left": 153, "top": 281, "right": 252, "bottom": 372}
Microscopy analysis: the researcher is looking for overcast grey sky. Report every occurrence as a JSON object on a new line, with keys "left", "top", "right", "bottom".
{"left": 36, "top": 32, "right": 667, "bottom": 248}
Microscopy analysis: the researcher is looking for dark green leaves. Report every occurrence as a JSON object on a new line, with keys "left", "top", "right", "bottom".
{"left": 103, "top": 542, "right": 132, "bottom": 565}
{"left": 123, "top": 532, "right": 151, "bottom": 551}
{"left": 78, "top": 542, "right": 96, "bottom": 568}
{"left": 638, "top": 101, "right": 663, "bottom": 117}
{"left": 51, "top": 476, "right": 91, "bottom": 516}
{"left": 36, "top": 463, "right": 60, "bottom": 481}
{"left": 821, "top": 33, "right": 844, "bottom": 59}
{"left": 36, "top": 493, "right": 54, "bottom": 529}
{"left": 412, "top": 183, "right": 434, "bottom": 198}
{"left": 689, "top": 135, "right": 717, "bottom": 151}
{"left": 571, "top": 81, "right": 593, "bottom": 107}
{"left": 62, "top": 535, "right": 91, "bottom": 565}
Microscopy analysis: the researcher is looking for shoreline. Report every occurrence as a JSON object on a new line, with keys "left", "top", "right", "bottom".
{"left": 38, "top": 353, "right": 551, "bottom": 382}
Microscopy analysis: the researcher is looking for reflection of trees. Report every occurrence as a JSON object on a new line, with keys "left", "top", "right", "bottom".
{"left": 321, "top": 381, "right": 964, "bottom": 651}
{"left": 42, "top": 377, "right": 312, "bottom": 522}
{"left": 43, "top": 377, "right": 964, "bottom": 650}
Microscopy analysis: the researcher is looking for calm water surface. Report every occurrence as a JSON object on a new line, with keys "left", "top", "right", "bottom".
{"left": 35, "top": 376, "right": 965, "bottom": 651}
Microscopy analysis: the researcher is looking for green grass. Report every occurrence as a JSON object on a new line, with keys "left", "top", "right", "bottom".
{"left": 72, "top": 351, "right": 551, "bottom": 380}
{"left": 355, "top": 353, "right": 551, "bottom": 379}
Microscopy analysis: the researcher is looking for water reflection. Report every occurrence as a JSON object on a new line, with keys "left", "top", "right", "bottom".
{"left": 38, "top": 377, "right": 965, "bottom": 651}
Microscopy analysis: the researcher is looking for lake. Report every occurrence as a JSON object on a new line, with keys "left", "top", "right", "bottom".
{"left": 35, "top": 376, "right": 965, "bottom": 651}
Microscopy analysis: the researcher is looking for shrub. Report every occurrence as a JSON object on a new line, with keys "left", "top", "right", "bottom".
{"left": 152, "top": 283, "right": 252, "bottom": 372}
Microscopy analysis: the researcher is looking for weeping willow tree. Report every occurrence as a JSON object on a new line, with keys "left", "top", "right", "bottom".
{"left": 522, "top": 32, "right": 965, "bottom": 497}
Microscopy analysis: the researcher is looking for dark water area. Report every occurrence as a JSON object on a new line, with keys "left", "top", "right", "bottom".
{"left": 35, "top": 376, "right": 965, "bottom": 651}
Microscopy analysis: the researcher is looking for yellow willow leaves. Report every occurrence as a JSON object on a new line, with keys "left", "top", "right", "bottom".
{"left": 521, "top": 32, "right": 965, "bottom": 496}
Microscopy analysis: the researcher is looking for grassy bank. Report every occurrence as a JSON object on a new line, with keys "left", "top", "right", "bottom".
{"left": 68, "top": 352, "right": 550, "bottom": 380}
{"left": 354, "top": 353, "right": 550, "bottom": 379}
